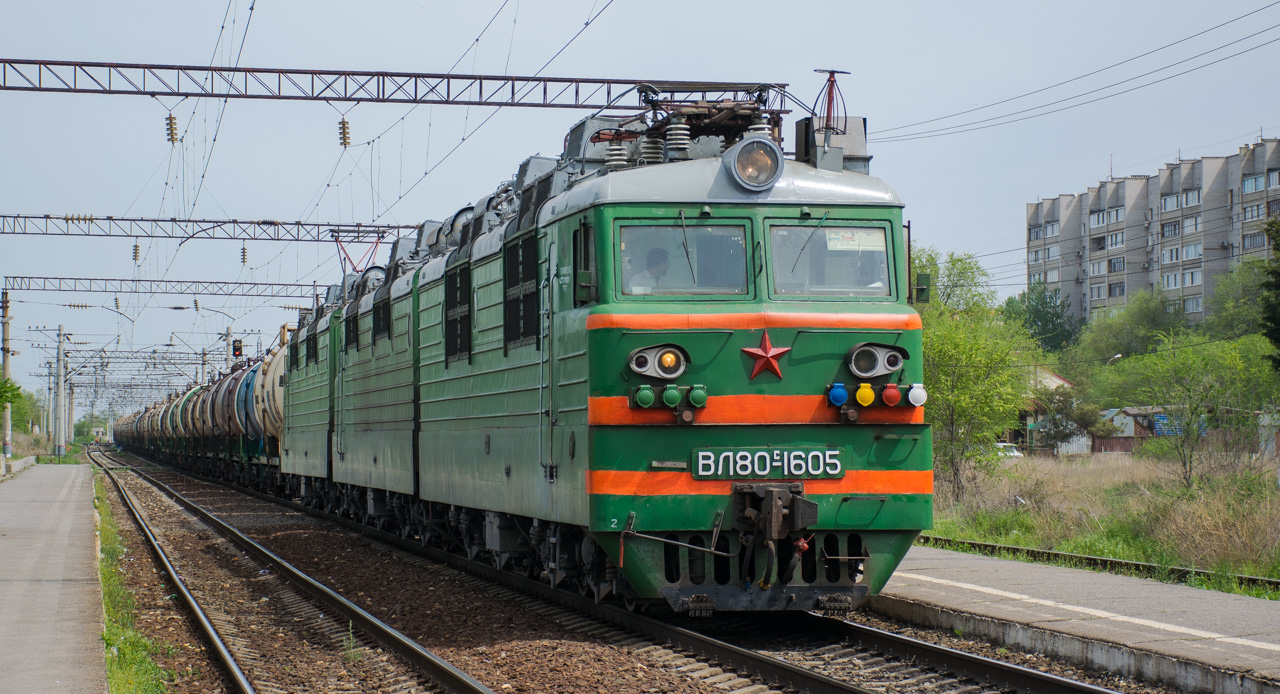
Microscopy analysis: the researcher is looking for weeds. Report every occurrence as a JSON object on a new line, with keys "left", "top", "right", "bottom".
{"left": 96, "top": 473, "right": 174, "bottom": 693}
{"left": 342, "top": 621, "right": 363, "bottom": 663}
{"left": 933, "top": 453, "right": 1280, "bottom": 597}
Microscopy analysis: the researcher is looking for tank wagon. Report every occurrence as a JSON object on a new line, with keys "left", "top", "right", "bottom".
{"left": 118, "top": 94, "right": 933, "bottom": 616}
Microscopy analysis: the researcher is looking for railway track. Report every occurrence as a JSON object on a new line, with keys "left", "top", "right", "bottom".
{"left": 915, "top": 535, "right": 1280, "bottom": 593}
{"left": 89, "top": 447, "right": 492, "bottom": 694}
{"left": 104, "top": 447, "right": 1148, "bottom": 694}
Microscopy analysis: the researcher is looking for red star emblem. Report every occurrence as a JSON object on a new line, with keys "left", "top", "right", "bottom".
{"left": 741, "top": 330, "right": 791, "bottom": 380}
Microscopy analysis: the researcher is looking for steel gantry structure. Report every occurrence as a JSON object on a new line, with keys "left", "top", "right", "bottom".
{"left": 0, "top": 214, "right": 415, "bottom": 243}
{"left": 0, "top": 59, "right": 785, "bottom": 112}
{"left": 5, "top": 276, "right": 317, "bottom": 299}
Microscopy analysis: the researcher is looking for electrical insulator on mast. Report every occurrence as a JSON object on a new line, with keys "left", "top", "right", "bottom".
{"left": 132, "top": 243, "right": 140, "bottom": 264}
{"left": 114, "top": 296, "right": 120, "bottom": 311}
{"left": 193, "top": 298, "right": 200, "bottom": 311}
{"left": 338, "top": 118, "right": 351, "bottom": 148}
{"left": 240, "top": 244, "right": 248, "bottom": 265}
{"left": 165, "top": 113, "right": 178, "bottom": 144}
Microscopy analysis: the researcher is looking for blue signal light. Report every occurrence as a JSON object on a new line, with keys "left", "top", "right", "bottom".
{"left": 828, "top": 382, "right": 849, "bottom": 407}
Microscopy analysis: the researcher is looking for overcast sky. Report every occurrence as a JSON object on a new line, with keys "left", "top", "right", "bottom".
{"left": 3, "top": 0, "right": 1279, "bottom": 415}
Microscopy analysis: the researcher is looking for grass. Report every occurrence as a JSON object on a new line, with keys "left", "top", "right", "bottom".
{"left": 342, "top": 621, "right": 363, "bottom": 663}
{"left": 95, "top": 472, "right": 176, "bottom": 693}
{"left": 931, "top": 453, "right": 1280, "bottom": 599}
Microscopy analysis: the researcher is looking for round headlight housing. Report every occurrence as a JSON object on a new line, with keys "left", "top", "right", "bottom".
{"left": 850, "top": 347, "right": 881, "bottom": 378}
{"left": 656, "top": 348, "right": 684, "bottom": 377}
{"left": 723, "top": 136, "right": 784, "bottom": 192}
{"left": 628, "top": 344, "right": 688, "bottom": 380}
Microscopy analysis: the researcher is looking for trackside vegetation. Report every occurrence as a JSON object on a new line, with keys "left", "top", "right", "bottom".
{"left": 915, "top": 219, "right": 1280, "bottom": 594}
{"left": 95, "top": 472, "right": 174, "bottom": 693}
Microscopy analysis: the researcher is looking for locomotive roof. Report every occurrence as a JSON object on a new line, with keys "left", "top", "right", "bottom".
{"left": 539, "top": 157, "right": 903, "bottom": 228}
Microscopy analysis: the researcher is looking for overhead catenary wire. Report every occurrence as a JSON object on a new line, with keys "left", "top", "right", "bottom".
{"left": 870, "top": 30, "right": 1280, "bottom": 143}
{"left": 369, "top": 0, "right": 618, "bottom": 225}
{"left": 870, "top": 1, "right": 1280, "bottom": 135}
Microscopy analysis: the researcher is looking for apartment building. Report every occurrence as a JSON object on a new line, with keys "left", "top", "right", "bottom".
{"left": 1026, "top": 139, "right": 1280, "bottom": 321}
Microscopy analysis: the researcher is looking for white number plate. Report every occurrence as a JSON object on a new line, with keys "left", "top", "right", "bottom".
{"left": 692, "top": 447, "right": 844, "bottom": 480}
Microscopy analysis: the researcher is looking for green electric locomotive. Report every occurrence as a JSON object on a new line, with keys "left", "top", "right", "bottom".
{"left": 120, "top": 96, "right": 933, "bottom": 616}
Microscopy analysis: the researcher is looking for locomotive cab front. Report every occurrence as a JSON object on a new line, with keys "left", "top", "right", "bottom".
{"left": 540, "top": 137, "right": 933, "bottom": 614}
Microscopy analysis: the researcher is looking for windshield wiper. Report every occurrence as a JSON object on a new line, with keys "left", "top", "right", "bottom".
{"left": 678, "top": 210, "right": 697, "bottom": 282}
{"left": 790, "top": 212, "right": 830, "bottom": 273}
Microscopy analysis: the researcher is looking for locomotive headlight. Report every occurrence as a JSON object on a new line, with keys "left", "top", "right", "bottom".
{"left": 848, "top": 343, "right": 909, "bottom": 379}
{"left": 850, "top": 347, "right": 880, "bottom": 378}
{"left": 657, "top": 349, "right": 684, "bottom": 377}
{"left": 723, "top": 136, "right": 784, "bottom": 192}
{"left": 628, "top": 344, "right": 688, "bottom": 380}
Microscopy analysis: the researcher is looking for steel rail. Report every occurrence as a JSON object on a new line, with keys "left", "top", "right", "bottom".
{"left": 88, "top": 450, "right": 256, "bottom": 694}
{"left": 97, "top": 449, "right": 495, "bottom": 694}
{"left": 114, "top": 449, "right": 1123, "bottom": 694}
{"left": 0, "top": 59, "right": 785, "bottom": 113}
{"left": 774, "top": 612, "right": 1120, "bottom": 694}
{"left": 916, "top": 534, "right": 1280, "bottom": 592}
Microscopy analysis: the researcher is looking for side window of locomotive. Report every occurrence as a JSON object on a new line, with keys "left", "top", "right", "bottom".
{"left": 344, "top": 314, "right": 359, "bottom": 351}
{"left": 618, "top": 224, "right": 748, "bottom": 296}
{"left": 444, "top": 266, "right": 472, "bottom": 365}
{"left": 305, "top": 332, "right": 318, "bottom": 366}
{"left": 372, "top": 299, "right": 391, "bottom": 345}
{"left": 769, "top": 224, "right": 891, "bottom": 297}
{"left": 572, "top": 220, "right": 597, "bottom": 307}
{"left": 503, "top": 234, "right": 539, "bottom": 349}
{"left": 289, "top": 341, "right": 300, "bottom": 371}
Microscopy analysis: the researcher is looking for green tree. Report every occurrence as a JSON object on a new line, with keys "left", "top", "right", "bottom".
{"left": 1202, "top": 257, "right": 1267, "bottom": 339}
{"left": 0, "top": 377, "right": 19, "bottom": 409}
{"left": 1001, "top": 281, "right": 1082, "bottom": 352}
{"left": 1261, "top": 217, "right": 1280, "bottom": 372}
{"left": 1065, "top": 289, "right": 1184, "bottom": 374}
{"left": 913, "top": 247, "right": 1040, "bottom": 500}
{"left": 1030, "top": 383, "right": 1119, "bottom": 452}
{"left": 1117, "top": 332, "right": 1280, "bottom": 485}
{"left": 912, "top": 247, "right": 994, "bottom": 313}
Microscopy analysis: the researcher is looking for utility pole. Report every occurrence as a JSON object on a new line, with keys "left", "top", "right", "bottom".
{"left": 44, "top": 361, "right": 52, "bottom": 442}
{"left": 2, "top": 289, "right": 12, "bottom": 462}
{"left": 201, "top": 348, "right": 207, "bottom": 384}
{"left": 55, "top": 324, "right": 65, "bottom": 457}
{"left": 225, "top": 326, "right": 233, "bottom": 371}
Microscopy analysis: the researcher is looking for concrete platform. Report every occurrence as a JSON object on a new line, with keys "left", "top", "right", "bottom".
{"left": 0, "top": 464, "right": 106, "bottom": 693}
{"left": 870, "top": 545, "right": 1280, "bottom": 694}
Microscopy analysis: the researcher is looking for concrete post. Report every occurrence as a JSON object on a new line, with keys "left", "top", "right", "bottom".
{"left": 225, "top": 326, "right": 233, "bottom": 371}
{"left": 45, "top": 362, "right": 52, "bottom": 443}
{"left": 2, "top": 289, "right": 12, "bottom": 461}
{"left": 55, "top": 325, "right": 65, "bottom": 457}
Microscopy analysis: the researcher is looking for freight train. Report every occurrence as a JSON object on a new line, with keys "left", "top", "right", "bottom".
{"left": 116, "top": 92, "right": 933, "bottom": 616}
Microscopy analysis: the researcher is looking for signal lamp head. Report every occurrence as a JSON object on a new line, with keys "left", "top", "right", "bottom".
{"left": 723, "top": 136, "right": 784, "bottom": 192}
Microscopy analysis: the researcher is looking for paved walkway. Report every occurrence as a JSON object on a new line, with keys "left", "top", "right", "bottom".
{"left": 0, "top": 464, "right": 106, "bottom": 693}
{"left": 873, "top": 545, "right": 1280, "bottom": 694}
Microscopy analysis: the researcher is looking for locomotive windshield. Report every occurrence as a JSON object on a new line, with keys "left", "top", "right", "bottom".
{"left": 769, "top": 224, "right": 891, "bottom": 297}
{"left": 619, "top": 224, "right": 748, "bottom": 296}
